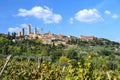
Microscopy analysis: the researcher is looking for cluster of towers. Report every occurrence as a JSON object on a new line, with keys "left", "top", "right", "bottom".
{"left": 27, "top": 25, "right": 37, "bottom": 35}
{"left": 17, "top": 25, "right": 38, "bottom": 36}
{"left": 18, "top": 28, "right": 24, "bottom": 36}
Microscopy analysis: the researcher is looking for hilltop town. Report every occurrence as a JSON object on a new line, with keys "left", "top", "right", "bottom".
{"left": 15, "top": 25, "right": 95, "bottom": 45}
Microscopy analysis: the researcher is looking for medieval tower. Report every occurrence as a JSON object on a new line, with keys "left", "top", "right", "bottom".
{"left": 28, "top": 25, "right": 31, "bottom": 35}
{"left": 40, "top": 28, "right": 44, "bottom": 34}
{"left": 34, "top": 27, "right": 37, "bottom": 35}
{"left": 18, "top": 31, "right": 21, "bottom": 36}
{"left": 21, "top": 28, "right": 24, "bottom": 36}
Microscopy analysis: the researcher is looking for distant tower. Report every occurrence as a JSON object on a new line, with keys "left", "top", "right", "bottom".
{"left": 21, "top": 28, "right": 24, "bottom": 36}
{"left": 28, "top": 25, "right": 31, "bottom": 35}
{"left": 34, "top": 27, "right": 37, "bottom": 35}
{"left": 18, "top": 31, "right": 21, "bottom": 36}
{"left": 48, "top": 30, "right": 51, "bottom": 34}
{"left": 40, "top": 28, "right": 44, "bottom": 34}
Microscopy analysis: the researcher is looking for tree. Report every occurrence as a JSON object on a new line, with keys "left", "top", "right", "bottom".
{"left": 65, "top": 49, "right": 78, "bottom": 60}
{"left": 49, "top": 50, "right": 62, "bottom": 62}
{"left": 11, "top": 32, "right": 16, "bottom": 39}
{"left": 98, "top": 49, "right": 112, "bottom": 56}
{"left": 7, "top": 32, "right": 11, "bottom": 39}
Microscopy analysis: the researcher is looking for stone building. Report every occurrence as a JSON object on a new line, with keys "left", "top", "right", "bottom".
{"left": 80, "top": 35, "right": 94, "bottom": 41}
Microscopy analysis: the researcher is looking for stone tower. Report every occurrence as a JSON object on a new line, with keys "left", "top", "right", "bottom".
{"left": 18, "top": 31, "right": 21, "bottom": 36}
{"left": 34, "top": 27, "right": 37, "bottom": 35}
{"left": 40, "top": 28, "right": 44, "bottom": 34}
{"left": 28, "top": 25, "right": 31, "bottom": 35}
{"left": 21, "top": 28, "right": 24, "bottom": 36}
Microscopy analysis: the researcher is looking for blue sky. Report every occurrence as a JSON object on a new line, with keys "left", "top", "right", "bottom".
{"left": 0, "top": 0, "right": 120, "bottom": 42}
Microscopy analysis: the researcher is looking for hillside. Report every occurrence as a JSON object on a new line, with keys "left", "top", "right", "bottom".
{"left": 0, "top": 33, "right": 120, "bottom": 79}
{"left": 0, "top": 33, "right": 120, "bottom": 56}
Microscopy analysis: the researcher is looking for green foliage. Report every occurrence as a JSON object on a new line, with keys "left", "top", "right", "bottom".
{"left": 0, "top": 34, "right": 120, "bottom": 79}
{"left": 0, "top": 54, "right": 120, "bottom": 79}
{"left": 59, "top": 56, "right": 69, "bottom": 62}
{"left": 98, "top": 49, "right": 112, "bottom": 56}
{"left": 66, "top": 49, "right": 78, "bottom": 59}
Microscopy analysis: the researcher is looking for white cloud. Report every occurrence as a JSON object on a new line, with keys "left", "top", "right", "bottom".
{"left": 17, "top": 6, "right": 62, "bottom": 24}
{"left": 75, "top": 9, "right": 103, "bottom": 23}
{"left": 104, "top": 10, "right": 111, "bottom": 15}
{"left": 8, "top": 27, "right": 20, "bottom": 33}
{"left": 8, "top": 23, "right": 28, "bottom": 33}
{"left": 20, "top": 23, "right": 28, "bottom": 28}
{"left": 69, "top": 18, "right": 74, "bottom": 24}
{"left": 112, "top": 14, "right": 119, "bottom": 19}
{"left": 104, "top": 10, "right": 119, "bottom": 19}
